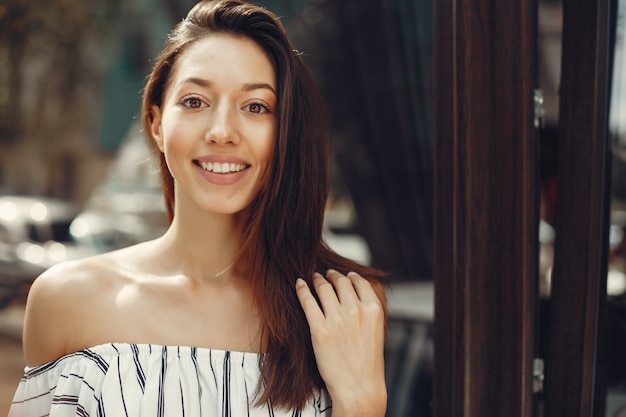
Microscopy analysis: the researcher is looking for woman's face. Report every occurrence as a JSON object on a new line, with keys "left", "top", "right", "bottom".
{"left": 150, "top": 33, "right": 277, "bottom": 216}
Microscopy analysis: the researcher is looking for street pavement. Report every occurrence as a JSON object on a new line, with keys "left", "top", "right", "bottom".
{"left": 0, "top": 300, "right": 26, "bottom": 417}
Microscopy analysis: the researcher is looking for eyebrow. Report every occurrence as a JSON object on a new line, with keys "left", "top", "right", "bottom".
{"left": 179, "top": 77, "right": 212, "bottom": 88}
{"left": 242, "top": 83, "right": 276, "bottom": 96}
{"left": 179, "top": 78, "right": 276, "bottom": 95}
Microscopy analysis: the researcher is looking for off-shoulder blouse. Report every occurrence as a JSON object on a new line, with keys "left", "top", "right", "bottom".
{"left": 9, "top": 343, "right": 331, "bottom": 417}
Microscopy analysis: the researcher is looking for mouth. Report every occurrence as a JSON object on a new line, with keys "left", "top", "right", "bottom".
{"left": 193, "top": 160, "right": 249, "bottom": 174}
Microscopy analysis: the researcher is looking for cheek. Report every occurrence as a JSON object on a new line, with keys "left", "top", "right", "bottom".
{"left": 159, "top": 122, "right": 196, "bottom": 178}
{"left": 257, "top": 128, "right": 277, "bottom": 169}
{"left": 161, "top": 119, "right": 195, "bottom": 155}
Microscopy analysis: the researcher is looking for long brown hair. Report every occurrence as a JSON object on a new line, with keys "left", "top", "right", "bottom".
{"left": 141, "top": 0, "right": 386, "bottom": 410}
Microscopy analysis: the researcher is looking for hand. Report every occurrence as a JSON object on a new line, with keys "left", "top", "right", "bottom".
{"left": 295, "top": 270, "right": 387, "bottom": 417}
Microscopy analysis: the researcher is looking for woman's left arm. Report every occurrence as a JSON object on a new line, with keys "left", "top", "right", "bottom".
{"left": 295, "top": 270, "right": 387, "bottom": 417}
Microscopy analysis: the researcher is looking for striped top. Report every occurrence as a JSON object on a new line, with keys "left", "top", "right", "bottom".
{"left": 9, "top": 343, "right": 331, "bottom": 417}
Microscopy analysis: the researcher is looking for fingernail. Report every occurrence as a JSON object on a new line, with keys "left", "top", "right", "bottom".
{"left": 326, "top": 269, "right": 337, "bottom": 275}
{"left": 295, "top": 277, "right": 306, "bottom": 287}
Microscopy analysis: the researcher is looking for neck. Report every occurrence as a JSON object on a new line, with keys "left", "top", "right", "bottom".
{"left": 159, "top": 208, "right": 243, "bottom": 282}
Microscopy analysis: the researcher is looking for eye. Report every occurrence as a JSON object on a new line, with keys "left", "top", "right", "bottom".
{"left": 244, "top": 102, "right": 272, "bottom": 114}
{"left": 178, "top": 95, "right": 207, "bottom": 109}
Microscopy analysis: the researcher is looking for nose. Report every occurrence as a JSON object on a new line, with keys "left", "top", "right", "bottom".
{"left": 205, "top": 103, "right": 238, "bottom": 145}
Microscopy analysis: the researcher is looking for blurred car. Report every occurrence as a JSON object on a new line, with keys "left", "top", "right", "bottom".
{"left": 69, "top": 185, "right": 168, "bottom": 254}
{"left": 0, "top": 195, "right": 99, "bottom": 307}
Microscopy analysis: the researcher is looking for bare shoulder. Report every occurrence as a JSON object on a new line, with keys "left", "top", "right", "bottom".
{"left": 22, "top": 243, "right": 152, "bottom": 366}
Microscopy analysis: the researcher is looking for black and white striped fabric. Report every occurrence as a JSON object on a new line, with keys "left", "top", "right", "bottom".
{"left": 9, "top": 343, "right": 331, "bottom": 417}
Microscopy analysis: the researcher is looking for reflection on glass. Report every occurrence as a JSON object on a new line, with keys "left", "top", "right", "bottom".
{"left": 607, "top": 1, "right": 626, "bottom": 416}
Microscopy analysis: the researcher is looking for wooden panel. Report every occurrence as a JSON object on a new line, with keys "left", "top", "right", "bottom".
{"left": 433, "top": 0, "right": 538, "bottom": 416}
{"left": 543, "top": 0, "right": 612, "bottom": 415}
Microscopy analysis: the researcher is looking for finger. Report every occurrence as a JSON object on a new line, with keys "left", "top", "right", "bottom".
{"left": 326, "top": 269, "right": 359, "bottom": 304}
{"left": 311, "top": 271, "right": 343, "bottom": 314}
{"left": 295, "top": 278, "right": 325, "bottom": 324}
{"left": 346, "top": 271, "right": 382, "bottom": 304}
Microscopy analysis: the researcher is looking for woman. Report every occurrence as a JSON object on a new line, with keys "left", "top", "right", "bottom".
{"left": 9, "top": 1, "right": 387, "bottom": 416}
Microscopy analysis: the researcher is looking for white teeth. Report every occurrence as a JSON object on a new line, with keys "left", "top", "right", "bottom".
{"left": 198, "top": 161, "right": 246, "bottom": 173}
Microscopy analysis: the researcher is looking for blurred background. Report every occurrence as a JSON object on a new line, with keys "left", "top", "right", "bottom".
{"left": 0, "top": 0, "right": 625, "bottom": 416}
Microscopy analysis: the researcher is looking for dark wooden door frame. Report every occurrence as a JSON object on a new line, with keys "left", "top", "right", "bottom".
{"left": 433, "top": 0, "right": 613, "bottom": 415}
{"left": 543, "top": 0, "right": 612, "bottom": 415}
{"left": 432, "top": 0, "right": 539, "bottom": 415}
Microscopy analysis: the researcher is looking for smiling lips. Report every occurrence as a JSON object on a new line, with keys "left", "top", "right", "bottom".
{"left": 195, "top": 160, "right": 249, "bottom": 174}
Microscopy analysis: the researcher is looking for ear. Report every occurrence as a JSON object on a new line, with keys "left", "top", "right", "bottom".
{"left": 150, "top": 105, "right": 165, "bottom": 152}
